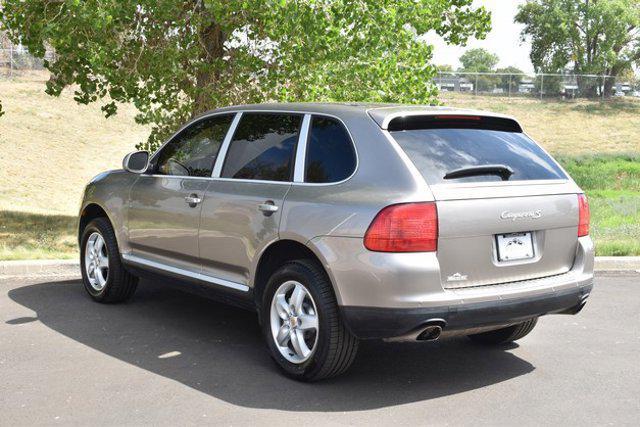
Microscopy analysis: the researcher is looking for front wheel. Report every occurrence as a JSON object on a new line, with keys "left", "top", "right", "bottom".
{"left": 80, "top": 217, "right": 138, "bottom": 303}
{"left": 467, "top": 318, "right": 538, "bottom": 345}
{"left": 262, "top": 260, "right": 358, "bottom": 381}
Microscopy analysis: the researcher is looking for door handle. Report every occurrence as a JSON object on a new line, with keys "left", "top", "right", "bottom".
{"left": 185, "top": 194, "right": 202, "bottom": 207}
{"left": 258, "top": 201, "right": 279, "bottom": 216}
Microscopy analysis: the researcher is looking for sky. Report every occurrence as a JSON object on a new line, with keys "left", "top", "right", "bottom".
{"left": 427, "top": 0, "right": 533, "bottom": 72}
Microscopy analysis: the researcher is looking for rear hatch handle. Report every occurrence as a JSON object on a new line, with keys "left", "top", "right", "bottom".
{"left": 443, "top": 164, "right": 514, "bottom": 181}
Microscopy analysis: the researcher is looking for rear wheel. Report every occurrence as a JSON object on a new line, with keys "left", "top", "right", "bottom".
{"left": 262, "top": 259, "right": 358, "bottom": 381}
{"left": 467, "top": 318, "right": 538, "bottom": 345}
{"left": 80, "top": 217, "right": 138, "bottom": 303}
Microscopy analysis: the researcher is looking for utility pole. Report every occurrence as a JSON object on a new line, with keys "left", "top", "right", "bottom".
{"left": 475, "top": 73, "right": 478, "bottom": 96}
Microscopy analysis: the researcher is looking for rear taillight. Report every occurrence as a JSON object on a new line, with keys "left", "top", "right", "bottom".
{"left": 364, "top": 202, "right": 438, "bottom": 252}
{"left": 578, "top": 194, "right": 590, "bottom": 237}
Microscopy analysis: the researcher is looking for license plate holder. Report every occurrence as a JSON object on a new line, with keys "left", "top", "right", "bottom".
{"left": 496, "top": 232, "right": 534, "bottom": 262}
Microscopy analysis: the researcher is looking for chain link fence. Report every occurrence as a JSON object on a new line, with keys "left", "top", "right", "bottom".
{"left": 436, "top": 71, "right": 640, "bottom": 100}
{"left": 2, "top": 46, "right": 638, "bottom": 100}
{"left": 0, "top": 46, "right": 56, "bottom": 78}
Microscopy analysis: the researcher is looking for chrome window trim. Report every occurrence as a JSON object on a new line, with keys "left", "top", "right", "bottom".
{"left": 136, "top": 174, "right": 292, "bottom": 186}
{"left": 293, "top": 114, "right": 311, "bottom": 183}
{"left": 212, "top": 112, "right": 243, "bottom": 178}
{"left": 294, "top": 113, "right": 360, "bottom": 187}
{"left": 148, "top": 111, "right": 237, "bottom": 165}
{"left": 217, "top": 110, "right": 304, "bottom": 183}
{"left": 121, "top": 253, "right": 249, "bottom": 292}
{"left": 143, "top": 108, "right": 359, "bottom": 187}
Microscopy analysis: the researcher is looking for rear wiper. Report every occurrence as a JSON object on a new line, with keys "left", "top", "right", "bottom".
{"left": 443, "top": 164, "right": 514, "bottom": 181}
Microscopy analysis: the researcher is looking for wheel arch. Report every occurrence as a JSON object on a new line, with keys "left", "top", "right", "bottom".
{"left": 79, "top": 203, "right": 113, "bottom": 245}
{"left": 252, "top": 238, "right": 341, "bottom": 311}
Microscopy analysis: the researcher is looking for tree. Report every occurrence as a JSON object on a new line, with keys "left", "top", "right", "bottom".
{"left": 436, "top": 64, "right": 455, "bottom": 72}
{"left": 516, "top": 0, "right": 640, "bottom": 97}
{"left": 459, "top": 48, "right": 499, "bottom": 92}
{"left": 0, "top": 1, "right": 490, "bottom": 149}
{"left": 496, "top": 66, "right": 525, "bottom": 93}
{"left": 459, "top": 48, "right": 499, "bottom": 72}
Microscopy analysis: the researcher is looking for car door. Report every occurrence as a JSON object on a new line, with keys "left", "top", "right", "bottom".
{"left": 126, "top": 113, "right": 234, "bottom": 273}
{"left": 198, "top": 112, "right": 304, "bottom": 287}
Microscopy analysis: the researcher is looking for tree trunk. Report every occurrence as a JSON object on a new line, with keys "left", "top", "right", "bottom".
{"left": 603, "top": 77, "right": 615, "bottom": 98}
{"left": 577, "top": 75, "right": 598, "bottom": 97}
{"left": 193, "top": 22, "right": 225, "bottom": 116}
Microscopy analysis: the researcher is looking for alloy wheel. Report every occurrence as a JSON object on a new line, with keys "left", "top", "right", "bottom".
{"left": 269, "top": 280, "right": 319, "bottom": 364}
{"left": 84, "top": 232, "right": 109, "bottom": 291}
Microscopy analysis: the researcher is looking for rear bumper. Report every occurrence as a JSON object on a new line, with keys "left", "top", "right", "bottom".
{"left": 309, "top": 235, "right": 595, "bottom": 340}
{"left": 341, "top": 281, "right": 592, "bottom": 339}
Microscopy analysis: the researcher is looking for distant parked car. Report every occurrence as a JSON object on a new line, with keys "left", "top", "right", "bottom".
{"left": 614, "top": 91, "right": 626, "bottom": 97}
{"left": 631, "top": 91, "right": 640, "bottom": 97}
{"left": 78, "top": 103, "right": 594, "bottom": 381}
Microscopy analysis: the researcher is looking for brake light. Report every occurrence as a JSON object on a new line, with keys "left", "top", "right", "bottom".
{"left": 364, "top": 203, "right": 438, "bottom": 252}
{"left": 435, "top": 115, "right": 481, "bottom": 121}
{"left": 578, "top": 194, "right": 590, "bottom": 237}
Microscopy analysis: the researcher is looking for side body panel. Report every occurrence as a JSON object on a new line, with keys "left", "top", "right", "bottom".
{"left": 199, "top": 180, "right": 291, "bottom": 286}
{"left": 127, "top": 175, "right": 209, "bottom": 272}
{"left": 280, "top": 113, "right": 427, "bottom": 242}
{"left": 79, "top": 170, "right": 138, "bottom": 253}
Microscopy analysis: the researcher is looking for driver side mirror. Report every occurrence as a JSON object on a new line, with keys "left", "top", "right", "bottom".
{"left": 122, "top": 151, "right": 150, "bottom": 174}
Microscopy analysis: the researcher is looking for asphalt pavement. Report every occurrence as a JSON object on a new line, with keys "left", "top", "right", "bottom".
{"left": 1, "top": 273, "right": 639, "bottom": 426}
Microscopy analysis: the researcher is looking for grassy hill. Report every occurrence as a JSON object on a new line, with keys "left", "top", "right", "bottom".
{"left": 0, "top": 76, "right": 638, "bottom": 258}
{"left": 441, "top": 92, "right": 640, "bottom": 156}
{"left": 0, "top": 75, "right": 148, "bottom": 216}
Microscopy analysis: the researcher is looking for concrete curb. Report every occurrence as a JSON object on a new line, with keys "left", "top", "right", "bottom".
{"left": 1, "top": 257, "right": 639, "bottom": 278}
{"left": 594, "top": 256, "right": 640, "bottom": 273}
{"left": 0, "top": 259, "right": 80, "bottom": 278}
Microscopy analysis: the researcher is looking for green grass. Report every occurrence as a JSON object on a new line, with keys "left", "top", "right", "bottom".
{"left": 558, "top": 155, "right": 640, "bottom": 256}
{"left": 0, "top": 211, "right": 77, "bottom": 260}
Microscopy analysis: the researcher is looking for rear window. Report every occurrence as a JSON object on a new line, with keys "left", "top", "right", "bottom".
{"left": 391, "top": 127, "right": 567, "bottom": 184}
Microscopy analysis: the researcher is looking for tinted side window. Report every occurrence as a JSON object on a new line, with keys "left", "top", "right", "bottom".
{"left": 305, "top": 116, "right": 356, "bottom": 183}
{"left": 221, "top": 113, "right": 302, "bottom": 181}
{"left": 156, "top": 114, "right": 233, "bottom": 177}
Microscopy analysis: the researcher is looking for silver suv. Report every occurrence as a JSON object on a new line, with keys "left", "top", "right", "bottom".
{"left": 78, "top": 103, "right": 594, "bottom": 381}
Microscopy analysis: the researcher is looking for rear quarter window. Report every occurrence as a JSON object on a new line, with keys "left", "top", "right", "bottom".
{"left": 305, "top": 116, "right": 356, "bottom": 183}
{"left": 390, "top": 126, "right": 567, "bottom": 184}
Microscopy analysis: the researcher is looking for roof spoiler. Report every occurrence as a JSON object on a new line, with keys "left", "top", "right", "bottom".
{"left": 387, "top": 114, "right": 523, "bottom": 133}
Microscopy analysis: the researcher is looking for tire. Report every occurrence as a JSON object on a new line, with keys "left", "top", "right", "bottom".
{"left": 261, "top": 259, "right": 358, "bottom": 381}
{"left": 467, "top": 318, "right": 538, "bottom": 345}
{"left": 80, "top": 217, "right": 138, "bottom": 303}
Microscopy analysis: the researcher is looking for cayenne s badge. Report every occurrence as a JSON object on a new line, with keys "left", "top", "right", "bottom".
{"left": 500, "top": 210, "right": 542, "bottom": 221}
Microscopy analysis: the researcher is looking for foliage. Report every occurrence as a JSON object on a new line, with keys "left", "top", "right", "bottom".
{"left": 458, "top": 48, "right": 500, "bottom": 92}
{"left": 534, "top": 72, "right": 564, "bottom": 96}
{"left": 496, "top": 66, "right": 524, "bottom": 92}
{"left": 436, "top": 64, "right": 455, "bottom": 72}
{"left": 0, "top": 0, "right": 490, "bottom": 150}
{"left": 516, "top": 0, "right": 640, "bottom": 95}
{"left": 459, "top": 47, "right": 498, "bottom": 72}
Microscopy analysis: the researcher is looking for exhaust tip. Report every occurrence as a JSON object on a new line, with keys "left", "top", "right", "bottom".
{"left": 417, "top": 325, "right": 443, "bottom": 341}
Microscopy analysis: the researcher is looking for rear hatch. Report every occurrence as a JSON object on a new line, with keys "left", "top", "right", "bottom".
{"left": 387, "top": 113, "right": 582, "bottom": 288}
